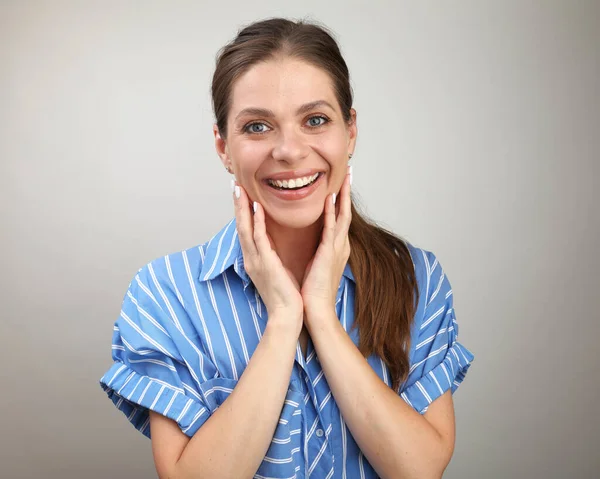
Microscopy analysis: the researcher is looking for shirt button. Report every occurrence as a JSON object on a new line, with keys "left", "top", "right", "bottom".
{"left": 316, "top": 428, "right": 324, "bottom": 438}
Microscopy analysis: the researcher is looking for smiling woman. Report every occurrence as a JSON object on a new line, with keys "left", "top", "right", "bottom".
{"left": 99, "top": 17, "right": 474, "bottom": 479}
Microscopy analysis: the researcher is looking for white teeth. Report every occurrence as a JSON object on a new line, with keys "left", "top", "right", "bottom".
{"left": 268, "top": 173, "right": 320, "bottom": 189}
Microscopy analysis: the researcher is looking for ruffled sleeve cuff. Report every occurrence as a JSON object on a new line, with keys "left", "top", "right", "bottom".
{"left": 400, "top": 341, "right": 474, "bottom": 414}
{"left": 100, "top": 361, "right": 210, "bottom": 438}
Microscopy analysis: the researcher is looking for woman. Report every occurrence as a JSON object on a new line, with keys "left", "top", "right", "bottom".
{"left": 100, "top": 18, "right": 474, "bottom": 479}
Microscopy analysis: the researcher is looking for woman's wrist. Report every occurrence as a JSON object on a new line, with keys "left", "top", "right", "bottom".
{"left": 265, "top": 310, "right": 303, "bottom": 338}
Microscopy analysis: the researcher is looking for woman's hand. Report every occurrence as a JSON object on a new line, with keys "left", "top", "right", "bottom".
{"left": 233, "top": 182, "right": 304, "bottom": 332}
{"left": 301, "top": 166, "right": 352, "bottom": 319}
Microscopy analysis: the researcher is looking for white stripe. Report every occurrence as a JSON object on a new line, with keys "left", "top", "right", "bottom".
{"left": 149, "top": 385, "right": 166, "bottom": 410}
{"left": 127, "top": 358, "right": 176, "bottom": 371}
{"left": 415, "top": 326, "right": 452, "bottom": 350}
{"left": 219, "top": 226, "right": 238, "bottom": 275}
{"left": 120, "top": 337, "right": 157, "bottom": 356}
{"left": 182, "top": 383, "right": 203, "bottom": 402}
{"left": 126, "top": 291, "right": 170, "bottom": 337}
{"left": 202, "top": 219, "right": 234, "bottom": 280}
{"left": 358, "top": 450, "right": 366, "bottom": 479}
{"left": 126, "top": 376, "right": 144, "bottom": 401}
{"left": 127, "top": 406, "right": 138, "bottom": 421}
{"left": 165, "top": 255, "right": 185, "bottom": 306}
{"left": 140, "top": 416, "right": 150, "bottom": 435}
{"left": 409, "top": 343, "right": 448, "bottom": 374}
{"left": 137, "top": 382, "right": 153, "bottom": 404}
{"left": 272, "top": 436, "right": 291, "bottom": 445}
{"left": 263, "top": 456, "right": 293, "bottom": 464}
{"left": 120, "top": 310, "right": 174, "bottom": 359}
{"left": 245, "top": 290, "right": 263, "bottom": 341}
{"left": 416, "top": 380, "right": 432, "bottom": 404}
{"left": 312, "top": 370, "right": 324, "bottom": 387}
{"left": 457, "top": 343, "right": 470, "bottom": 364}
{"left": 319, "top": 391, "right": 332, "bottom": 411}
{"left": 181, "top": 250, "right": 214, "bottom": 383}
{"left": 204, "top": 385, "right": 235, "bottom": 397}
{"left": 308, "top": 432, "right": 329, "bottom": 475}
{"left": 440, "top": 363, "right": 452, "bottom": 388}
{"left": 427, "top": 270, "right": 445, "bottom": 307}
{"left": 163, "top": 390, "right": 178, "bottom": 415}
{"left": 148, "top": 263, "right": 184, "bottom": 332}
{"left": 176, "top": 398, "right": 193, "bottom": 423}
{"left": 450, "top": 346, "right": 462, "bottom": 367}
{"left": 307, "top": 416, "right": 319, "bottom": 441}
{"left": 223, "top": 271, "right": 250, "bottom": 366}
{"left": 429, "top": 370, "right": 444, "bottom": 395}
{"left": 421, "top": 305, "right": 444, "bottom": 331}
{"left": 182, "top": 407, "right": 207, "bottom": 434}
{"left": 253, "top": 474, "right": 296, "bottom": 479}
{"left": 379, "top": 358, "right": 390, "bottom": 387}
{"left": 151, "top": 378, "right": 184, "bottom": 394}
{"left": 206, "top": 279, "right": 239, "bottom": 379}
{"left": 342, "top": 281, "right": 348, "bottom": 331}
{"left": 255, "top": 287, "right": 262, "bottom": 317}
{"left": 117, "top": 371, "right": 136, "bottom": 395}
{"left": 340, "top": 411, "right": 347, "bottom": 479}
{"left": 106, "top": 364, "right": 127, "bottom": 386}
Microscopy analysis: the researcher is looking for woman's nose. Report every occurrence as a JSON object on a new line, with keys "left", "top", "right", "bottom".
{"left": 271, "top": 128, "right": 309, "bottom": 164}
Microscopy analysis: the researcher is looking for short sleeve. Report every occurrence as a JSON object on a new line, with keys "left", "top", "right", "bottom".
{"left": 99, "top": 264, "right": 229, "bottom": 439}
{"left": 399, "top": 250, "right": 474, "bottom": 414}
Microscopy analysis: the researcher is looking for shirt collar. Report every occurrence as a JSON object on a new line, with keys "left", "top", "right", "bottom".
{"left": 198, "top": 217, "right": 355, "bottom": 286}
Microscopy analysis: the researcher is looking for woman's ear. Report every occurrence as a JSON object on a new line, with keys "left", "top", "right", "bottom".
{"left": 213, "top": 124, "right": 231, "bottom": 171}
{"left": 347, "top": 108, "right": 358, "bottom": 152}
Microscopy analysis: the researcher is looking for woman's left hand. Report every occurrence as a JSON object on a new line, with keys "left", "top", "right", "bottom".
{"left": 301, "top": 166, "right": 353, "bottom": 321}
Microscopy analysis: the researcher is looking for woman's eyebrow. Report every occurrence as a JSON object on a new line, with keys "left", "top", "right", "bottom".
{"left": 234, "top": 100, "right": 335, "bottom": 122}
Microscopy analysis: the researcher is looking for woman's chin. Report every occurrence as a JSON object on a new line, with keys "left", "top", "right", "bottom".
{"left": 266, "top": 207, "right": 324, "bottom": 230}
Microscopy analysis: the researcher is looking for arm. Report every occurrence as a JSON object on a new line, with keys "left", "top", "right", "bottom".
{"left": 150, "top": 317, "right": 299, "bottom": 479}
{"left": 307, "top": 313, "right": 455, "bottom": 479}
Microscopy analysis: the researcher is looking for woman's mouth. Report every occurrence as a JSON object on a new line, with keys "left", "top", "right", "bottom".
{"left": 266, "top": 172, "right": 322, "bottom": 190}
{"left": 262, "top": 172, "right": 325, "bottom": 200}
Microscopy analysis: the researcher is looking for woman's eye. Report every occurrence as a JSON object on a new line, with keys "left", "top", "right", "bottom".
{"left": 306, "top": 116, "right": 328, "bottom": 127}
{"left": 245, "top": 122, "right": 269, "bottom": 134}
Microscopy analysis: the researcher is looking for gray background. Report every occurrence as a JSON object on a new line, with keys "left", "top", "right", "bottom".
{"left": 2, "top": 1, "right": 599, "bottom": 478}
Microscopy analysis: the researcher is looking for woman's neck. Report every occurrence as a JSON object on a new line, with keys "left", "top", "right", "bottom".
{"left": 264, "top": 216, "right": 323, "bottom": 287}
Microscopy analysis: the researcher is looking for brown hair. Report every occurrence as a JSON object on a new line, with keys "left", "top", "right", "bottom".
{"left": 211, "top": 18, "right": 418, "bottom": 392}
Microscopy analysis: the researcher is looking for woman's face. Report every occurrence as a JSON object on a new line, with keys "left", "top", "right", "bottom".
{"left": 215, "top": 57, "right": 357, "bottom": 229}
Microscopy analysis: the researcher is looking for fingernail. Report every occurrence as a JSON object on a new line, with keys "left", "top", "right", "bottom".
{"left": 230, "top": 179, "right": 235, "bottom": 193}
{"left": 349, "top": 165, "right": 353, "bottom": 186}
{"left": 253, "top": 201, "right": 258, "bottom": 213}
{"left": 235, "top": 185, "right": 240, "bottom": 199}
{"left": 332, "top": 193, "right": 337, "bottom": 205}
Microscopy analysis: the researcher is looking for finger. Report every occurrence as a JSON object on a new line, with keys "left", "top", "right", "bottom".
{"left": 335, "top": 168, "right": 352, "bottom": 238}
{"left": 233, "top": 181, "right": 258, "bottom": 259}
{"left": 252, "top": 201, "right": 273, "bottom": 255}
{"left": 322, "top": 192, "right": 336, "bottom": 246}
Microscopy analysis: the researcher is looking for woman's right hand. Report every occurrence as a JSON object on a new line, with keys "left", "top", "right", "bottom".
{"left": 232, "top": 181, "right": 304, "bottom": 332}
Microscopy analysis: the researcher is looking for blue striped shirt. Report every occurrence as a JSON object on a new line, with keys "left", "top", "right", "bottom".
{"left": 100, "top": 218, "right": 474, "bottom": 478}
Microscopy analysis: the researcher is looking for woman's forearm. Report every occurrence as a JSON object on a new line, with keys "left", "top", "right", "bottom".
{"left": 173, "top": 317, "right": 299, "bottom": 479}
{"left": 306, "top": 313, "right": 452, "bottom": 479}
